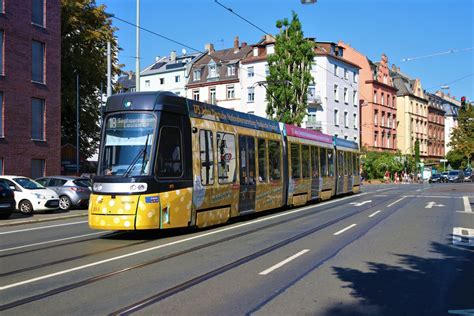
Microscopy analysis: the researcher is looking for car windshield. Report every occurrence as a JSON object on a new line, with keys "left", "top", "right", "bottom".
{"left": 74, "top": 179, "right": 91, "bottom": 188}
{"left": 14, "top": 177, "right": 45, "bottom": 190}
{"left": 432, "top": 174, "right": 440, "bottom": 178}
{"left": 100, "top": 113, "right": 156, "bottom": 177}
{"left": 448, "top": 171, "right": 459, "bottom": 176}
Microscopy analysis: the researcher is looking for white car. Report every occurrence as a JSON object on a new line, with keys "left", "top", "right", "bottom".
{"left": 0, "top": 176, "right": 60, "bottom": 215}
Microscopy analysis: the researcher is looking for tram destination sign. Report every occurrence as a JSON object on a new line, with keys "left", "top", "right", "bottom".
{"left": 106, "top": 115, "right": 155, "bottom": 130}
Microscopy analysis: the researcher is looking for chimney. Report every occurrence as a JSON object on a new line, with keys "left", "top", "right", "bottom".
{"left": 241, "top": 42, "right": 247, "bottom": 48}
{"left": 170, "top": 50, "right": 177, "bottom": 62}
{"left": 234, "top": 36, "right": 239, "bottom": 53}
{"left": 391, "top": 64, "right": 396, "bottom": 71}
{"left": 155, "top": 56, "right": 160, "bottom": 62}
{"left": 128, "top": 70, "right": 134, "bottom": 80}
{"left": 205, "top": 43, "right": 215, "bottom": 54}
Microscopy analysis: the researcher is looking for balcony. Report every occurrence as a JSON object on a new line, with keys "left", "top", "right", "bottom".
{"left": 306, "top": 118, "right": 323, "bottom": 130}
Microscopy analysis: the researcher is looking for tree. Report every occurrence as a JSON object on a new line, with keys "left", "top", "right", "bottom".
{"left": 61, "top": 0, "right": 121, "bottom": 158}
{"left": 414, "top": 139, "right": 420, "bottom": 165}
{"left": 449, "top": 102, "right": 474, "bottom": 168}
{"left": 266, "top": 12, "right": 315, "bottom": 125}
{"left": 446, "top": 149, "right": 465, "bottom": 170}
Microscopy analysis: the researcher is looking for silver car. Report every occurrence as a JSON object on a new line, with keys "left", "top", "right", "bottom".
{"left": 35, "top": 176, "right": 91, "bottom": 210}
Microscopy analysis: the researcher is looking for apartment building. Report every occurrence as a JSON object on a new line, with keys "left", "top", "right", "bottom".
{"left": 426, "top": 92, "right": 445, "bottom": 159}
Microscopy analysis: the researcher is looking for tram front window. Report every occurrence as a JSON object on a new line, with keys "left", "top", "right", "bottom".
{"left": 101, "top": 113, "right": 156, "bottom": 176}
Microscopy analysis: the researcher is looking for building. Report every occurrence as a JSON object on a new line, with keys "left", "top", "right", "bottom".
{"left": 435, "top": 91, "right": 461, "bottom": 154}
{"left": 426, "top": 92, "right": 445, "bottom": 160}
{"left": 339, "top": 42, "right": 397, "bottom": 152}
{"left": 117, "top": 71, "right": 136, "bottom": 93}
{"left": 310, "top": 42, "right": 360, "bottom": 143}
{"left": 186, "top": 37, "right": 252, "bottom": 109}
{"left": 391, "top": 65, "right": 429, "bottom": 158}
{"left": 140, "top": 51, "right": 201, "bottom": 96}
{"left": 0, "top": 0, "right": 61, "bottom": 177}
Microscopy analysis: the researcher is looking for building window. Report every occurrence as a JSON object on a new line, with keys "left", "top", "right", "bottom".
{"left": 353, "top": 113, "right": 357, "bottom": 129}
{"left": 344, "top": 69, "right": 348, "bottom": 80}
{"left": 344, "top": 88, "right": 348, "bottom": 104}
{"left": 248, "top": 87, "right": 255, "bottom": 103}
{"left": 209, "top": 87, "right": 216, "bottom": 104}
{"left": 31, "top": 159, "right": 45, "bottom": 179}
{"left": 374, "top": 110, "right": 378, "bottom": 125}
{"left": 32, "top": 40, "right": 45, "bottom": 83}
{"left": 193, "top": 69, "right": 201, "bottom": 81}
{"left": 32, "top": 0, "right": 45, "bottom": 27}
{"left": 226, "top": 85, "right": 235, "bottom": 99}
{"left": 353, "top": 91, "right": 357, "bottom": 106}
{"left": 159, "top": 78, "right": 164, "bottom": 85}
{"left": 334, "top": 64, "right": 338, "bottom": 76}
{"left": 265, "top": 64, "right": 270, "bottom": 77}
{"left": 175, "top": 75, "right": 180, "bottom": 83}
{"left": 193, "top": 90, "right": 199, "bottom": 101}
{"left": 387, "top": 134, "right": 390, "bottom": 148}
{"left": 248, "top": 66, "right": 254, "bottom": 78}
{"left": 344, "top": 111, "right": 348, "bottom": 127}
{"left": 0, "top": 30, "right": 3, "bottom": 75}
{"left": 208, "top": 62, "right": 218, "bottom": 79}
{"left": 334, "top": 109, "right": 339, "bottom": 126}
{"left": 31, "top": 98, "right": 45, "bottom": 140}
{"left": 145, "top": 80, "right": 150, "bottom": 87}
{"left": 381, "top": 112, "right": 385, "bottom": 127}
{"left": 374, "top": 132, "right": 378, "bottom": 147}
{"left": 354, "top": 72, "right": 358, "bottom": 83}
{"left": 387, "top": 94, "right": 391, "bottom": 107}
{"left": 267, "top": 45, "right": 275, "bottom": 55}
{"left": 227, "top": 64, "right": 236, "bottom": 76}
{"left": 0, "top": 91, "right": 3, "bottom": 137}
{"left": 334, "top": 84, "right": 339, "bottom": 101}
{"left": 381, "top": 93, "right": 384, "bottom": 105}
{"left": 253, "top": 47, "right": 258, "bottom": 57}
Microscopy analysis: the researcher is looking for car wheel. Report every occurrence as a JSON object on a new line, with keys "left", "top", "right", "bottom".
{"left": 59, "top": 195, "right": 72, "bottom": 211}
{"left": 19, "top": 200, "right": 33, "bottom": 215}
{"left": 0, "top": 212, "right": 12, "bottom": 219}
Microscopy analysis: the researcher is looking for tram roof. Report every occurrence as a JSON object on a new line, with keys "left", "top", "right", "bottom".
{"left": 333, "top": 137, "right": 359, "bottom": 150}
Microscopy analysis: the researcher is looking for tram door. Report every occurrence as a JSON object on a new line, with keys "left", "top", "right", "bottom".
{"left": 336, "top": 150, "right": 345, "bottom": 195}
{"left": 238, "top": 135, "right": 256, "bottom": 214}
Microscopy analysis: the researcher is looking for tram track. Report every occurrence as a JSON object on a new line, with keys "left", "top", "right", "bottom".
{"left": 0, "top": 192, "right": 398, "bottom": 312}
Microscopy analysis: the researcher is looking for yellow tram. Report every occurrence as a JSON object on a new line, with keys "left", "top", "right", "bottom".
{"left": 89, "top": 92, "right": 360, "bottom": 230}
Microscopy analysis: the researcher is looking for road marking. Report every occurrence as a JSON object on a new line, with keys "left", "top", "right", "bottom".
{"left": 349, "top": 200, "right": 372, "bottom": 207}
{"left": 452, "top": 227, "right": 474, "bottom": 247}
{"left": 463, "top": 196, "right": 472, "bottom": 213}
{"left": 425, "top": 201, "right": 445, "bottom": 209}
{"left": 368, "top": 210, "right": 381, "bottom": 218}
{"left": 0, "top": 221, "right": 88, "bottom": 235}
{"left": 0, "top": 192, "right": 368, "bottom": 291}
{"left": 404, "top": 195, "right": 463, "bottom": 199}
{"left": 259, "top": 249, "right": 310, "bottom": 275}
{"left": 387, "top": 197, "right": 406, "bottom": 207}
{"left": 375, "top": 188, "right": 396, "bottom": 192}
{"left": 0, "top": 232, "right": 105, "bottom": 253}
{"left": 334, "top": 224, "right": 357, "bottom": 236}
{"left": 374, "top": 194, "right": 389, "bottom": 197}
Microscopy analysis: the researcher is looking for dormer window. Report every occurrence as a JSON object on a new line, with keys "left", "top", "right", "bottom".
{"left": 207, "top": 61, "right": 219, "bottom": 79}
{"left": 267, "top": 45, "right": 275, "bottom": 55}
{"left": 193, "top": 69, "right": 201, "bottom": 81}
{"left": 227, "top": 64, "right": 236, "bottom": 76}
{"left": 253, "top": 47, "right": 258, "bottom": 57}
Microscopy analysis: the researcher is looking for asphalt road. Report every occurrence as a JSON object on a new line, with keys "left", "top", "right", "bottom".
{"left": 0, "top": 183, "right": 473, "bottom": 315}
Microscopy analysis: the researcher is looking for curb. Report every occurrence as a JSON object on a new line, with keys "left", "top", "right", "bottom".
{"left": 0, "top": 212, "right": 88, "bottom": 227}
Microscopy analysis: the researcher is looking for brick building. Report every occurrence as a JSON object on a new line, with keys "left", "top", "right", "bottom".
{"left": 426, "top": 92, "right": 445, "bottom": 160}
{"left": 0, "top": 0, "right": 61, "bottom": 177}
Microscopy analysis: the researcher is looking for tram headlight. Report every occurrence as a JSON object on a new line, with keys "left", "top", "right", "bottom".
{"left": 129, "top": 183, "right": 147, "bottom": 192}
{"left": 93, "top": 183, "right": 103, "bottom": 191}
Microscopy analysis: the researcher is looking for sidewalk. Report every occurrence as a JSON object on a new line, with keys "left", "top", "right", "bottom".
{"left": 0, "top": 208, "right": 88, "bottom": 227}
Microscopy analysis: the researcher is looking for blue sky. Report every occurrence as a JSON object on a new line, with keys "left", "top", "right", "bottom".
{"left": 97, "top": 0, "right": 474, "bottom": 101}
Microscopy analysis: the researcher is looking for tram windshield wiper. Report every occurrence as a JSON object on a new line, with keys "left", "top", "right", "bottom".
{"left": 123, "top": 133, "right": 150, "bottom": 177}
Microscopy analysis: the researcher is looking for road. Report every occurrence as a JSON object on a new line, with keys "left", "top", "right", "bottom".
{"left": 1, "top": 183, "right": 473, "bottom": 315}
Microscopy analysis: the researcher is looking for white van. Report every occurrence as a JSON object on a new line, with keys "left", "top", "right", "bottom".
{"left": 0, "top": 176, "right": 60, "bottom": 215}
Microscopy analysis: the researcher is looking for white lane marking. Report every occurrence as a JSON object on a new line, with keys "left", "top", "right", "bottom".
{"left": 404, "top": 195, "right": 464, "bottom": 199}
{"left": 375, "top": 187, "right": 396, "bottom": 192}
{"left": 0, "top": 232, "right": 105, "bottom": 253}
{"left": 452, "top": 227, "right": 474, "bottom": 247}
{"left": 334, "top": 224, "right": 357, "bottom": 236}
{"left": 0, "top": 221, "right": 88, "bottom": 235}
{"left": 463, "top": 196, "right": 472, "bottom": 213}
{"left": 425, "top": 201, "right": 445, "bottom": 209}
{"left": 349, "top": 200, "right": 372, "bottom": 207}
{"left": 0, "top": 193, "right": 367, "bottom": 291}
{"left": 368, "top": 210, "right": 381, "bottom": 218}
{"left": 387, "top": 197, "right": 406, "bottom": 207}
{"left": 259, "top": 249, "right": 310, "bottom": 275}
{"left": 456, "top": 211, "right": 474, "bottom": 214}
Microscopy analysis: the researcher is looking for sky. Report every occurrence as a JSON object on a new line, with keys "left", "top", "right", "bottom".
{"left": 97, "top": 0, "right": 474, "bottom": 101}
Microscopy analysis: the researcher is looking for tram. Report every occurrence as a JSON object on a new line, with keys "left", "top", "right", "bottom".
{"left": 89, "top": 91, "right": 360, "bottom": 230}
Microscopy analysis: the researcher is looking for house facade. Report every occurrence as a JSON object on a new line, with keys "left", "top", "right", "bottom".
{"left": 435, "top": 91, "right": 461, "bottom": 154}
{"left": 186, "top": 37, "right": 252, "bottom": 110}
{"left": 426, "top": 92, "right": 445, "bottom": 159}
{"left": 339, "top": 42, "right": 397, "bottom": 152}
{"left": 391, "top": 66, "right": 429, "bottom": 158}
{"left": 0, "top": 0, "right": 61, "bottom": 177}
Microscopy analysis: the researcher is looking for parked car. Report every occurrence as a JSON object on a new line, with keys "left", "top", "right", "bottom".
{"left": 0, "top": 181, "right": 16, "bottom": 219}
{"left": 429, "top": 173, "right": 442, "bottom": 184}
{"left": 35, "top": 176, "right": 91, "bottom": 210}
{"left": 447, "top": 170, "right": 464, "bottom": 183}
{"left": 0, "top": 176, "right": 60, "bottom": 214}
{"left": 464, "top": 170, "right": 473, "bottom": 182}
{"left": 441, "top": 172, "right": 449, "bottom": 182}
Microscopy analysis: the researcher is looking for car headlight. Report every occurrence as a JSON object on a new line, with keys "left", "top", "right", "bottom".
{"left": 33, "top": 193, "right": 47, "bottom": 199}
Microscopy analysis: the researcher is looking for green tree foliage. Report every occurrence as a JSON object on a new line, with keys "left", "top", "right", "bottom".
{"left": 362, "top": 151, "right": 404, "bottom": 180}
{"left": 449, "top": 102, "right": 474, "bottom": 167}
{"left": 446, "top": 148, "right": 468, "bottom": 170}
{"left": 266, "top": 12, "right": 315, "bottom": 125}
{"left": 61, "top": 0, "right": 121, "bottom": 158}
{"left": 414, "top": 139, "right": 420, "bottom": 164}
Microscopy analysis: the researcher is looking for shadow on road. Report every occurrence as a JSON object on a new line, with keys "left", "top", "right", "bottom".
{"left": 323, "top": 241, "right": 474, "bottom": 316}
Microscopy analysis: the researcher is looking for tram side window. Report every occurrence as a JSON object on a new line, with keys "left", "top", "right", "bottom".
{"left": 200, "top": 130, "right": 214, "bottom": 185}
{"left": 257, "top": 138, "right": 267, "bottom": 182}
{"left": 328, "top": 148, "right": 334, "bottom": 177}
{"left": 354, "top": 155, "right": 359, "bottom": 175}
{"left": 291, "top": 143, "right": 301, "bottom": 179}
{"left": 338, "top": 151, "right": 345, "bottom": 176}
{"left": 348, "top": 153, "right": 353, "bottom": 176}
{"left": 157, "top": 127, "right": 182, "bottom": 178}
{"left": 269, "top": 140, "right": 281, "bottom": 181}
{"left": 217, "top": 132, "right": 236, "bottom": 184}
{"left": 311, "top": 146, "right": 319, "bottom": 178}
{"left": 320, "top": 148, "right": 327, "bottom": 176}
{"left": 302, "top": 145, "right": 310, "bottom": 178}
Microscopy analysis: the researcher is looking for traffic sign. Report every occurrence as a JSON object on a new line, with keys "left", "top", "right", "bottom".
{"left": 440, "top": 159, "right": 448, "bottom": 162}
